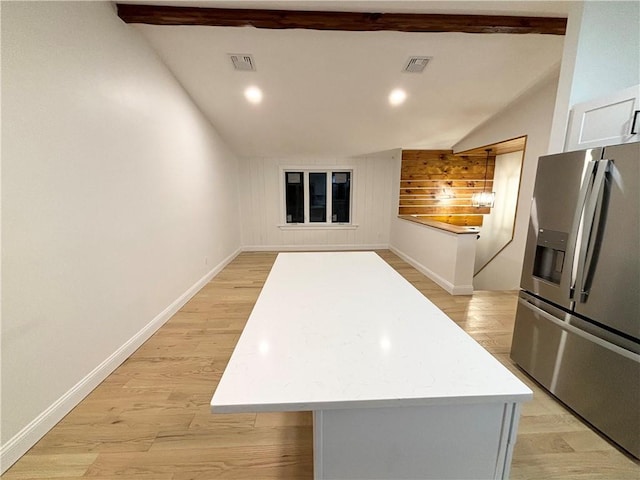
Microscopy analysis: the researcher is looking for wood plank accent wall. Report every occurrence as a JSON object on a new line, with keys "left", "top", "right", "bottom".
{"left": 399, "top": 150, "right": 495, "bottom": 226}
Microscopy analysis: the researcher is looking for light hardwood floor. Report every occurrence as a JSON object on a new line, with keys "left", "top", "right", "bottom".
{"left": 3, "top": 251, "right": 639, "bottom": 479}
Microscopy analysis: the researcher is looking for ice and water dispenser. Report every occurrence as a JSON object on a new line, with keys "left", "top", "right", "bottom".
{"left": 532, "top": 229, "right": 568, "bottom": 285}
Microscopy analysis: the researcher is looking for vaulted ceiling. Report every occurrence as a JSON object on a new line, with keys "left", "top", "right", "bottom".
{"left": 120, "top": 1, "right": 569, "bottom": 157}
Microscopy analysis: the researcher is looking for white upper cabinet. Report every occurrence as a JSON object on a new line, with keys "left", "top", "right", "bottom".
{"left": 566, "top": 84, "right": 640, "bottom": 151}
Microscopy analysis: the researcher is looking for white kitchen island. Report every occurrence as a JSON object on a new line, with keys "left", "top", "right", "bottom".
{"left": 211, "top": 252, "right": 532, "bottom": 480}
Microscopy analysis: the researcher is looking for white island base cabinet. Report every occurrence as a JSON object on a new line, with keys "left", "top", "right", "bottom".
{"left": 314, "top": 402, "right": 521, "bottom": 480}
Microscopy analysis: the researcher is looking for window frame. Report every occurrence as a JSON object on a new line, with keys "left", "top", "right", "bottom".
{"left": 279, "top": 166, "right": 355, "bottom": 228}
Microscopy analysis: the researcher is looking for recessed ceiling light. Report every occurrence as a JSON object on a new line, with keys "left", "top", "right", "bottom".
{"left": 244, "top": 86, "right": 263, "bottom": 104}
{"left": 389, "top": 89, "right": 407, "bottom": 106}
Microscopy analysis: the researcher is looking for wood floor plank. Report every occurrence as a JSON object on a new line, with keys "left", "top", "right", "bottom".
{"left": 510, "top": 451, "right": 640, "bottom": 479}
{"left": 148, "top": 425, "right": 313, "bottom": 451}
{"left": 188, "top": 412, "right": 257, "bottom": 429}
{"left": 86, "top": 445, "right": 312, "bottom": 478}
{"left": 254, "top": 412, "right": 313, "bottom": 428}
{"left": 0, "top": 454, "right": 98, "bottom": 479}
{"left": 2, "top": 250, "right": 638, "bottom": 479}
{"left": 514, "top": 432, "right": 576, "bottom": 456}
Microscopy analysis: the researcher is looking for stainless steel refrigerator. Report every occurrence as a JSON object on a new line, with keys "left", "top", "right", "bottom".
{"left": 510, "top": 141, "right": 640, "bottom": 458}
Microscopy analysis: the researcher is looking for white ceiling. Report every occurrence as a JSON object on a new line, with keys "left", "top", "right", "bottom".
{"left": 128, "top": 1, "right": 568, "bottom": 157}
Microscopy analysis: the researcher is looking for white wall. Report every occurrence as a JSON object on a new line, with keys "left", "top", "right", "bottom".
{"left": 569, "top": 1, "right": 640, "bottom": 107}
{"left": 452, "top": 70, "right": 560, "bottom": 290}
{"left": 549, "top": 1, "right": 640, "bottom": 152}
{"left": 474, "top": 151, "right": 523, "bottom": 276}
{"left": 389, "top": 219, "right": 477, "bottom": 295}
{"left": 239, "top": 152, "right": 394, "bottom": 250}
{"left": 1, "top": 2, "right": 241, "bottom": 470}
{"left": 387, "top": 150, "right": 476, "bottom": 295}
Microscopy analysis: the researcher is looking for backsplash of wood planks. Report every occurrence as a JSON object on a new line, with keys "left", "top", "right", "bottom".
{"left": 399, "top": 150, "right": 495, "bottom": 226}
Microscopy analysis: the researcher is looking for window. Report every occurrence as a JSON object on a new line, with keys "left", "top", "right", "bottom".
{"left": 309, "top": 172, "right": 327, "bottom": 222}
{"left": 285, "top": 172, "right": 304, "bottom": 223}
{"left": 332, "top": 172, "right": 350, "bottom": 222}
{"left": 283, "top": 169, "right": 352, "bottom": 225}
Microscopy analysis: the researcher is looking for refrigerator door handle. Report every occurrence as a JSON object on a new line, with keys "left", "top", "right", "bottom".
{"left": 517, "top": 297, "right": 639, "bottom": 360}
{"left": 568, "top": 159, "right": 598, "bottom": 299}
{"left": 577, "top": 159, "right": 611, "bottom": 303}
{"left": 574, "top": 160, "right": 611, "bottom": 303}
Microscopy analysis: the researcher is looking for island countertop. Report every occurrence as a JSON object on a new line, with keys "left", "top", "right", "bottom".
{"left": 211, "top": 252, "right": 531, "bottom": 413}
{"left": 398, "top": 215, "right": 481, "bottom": 234}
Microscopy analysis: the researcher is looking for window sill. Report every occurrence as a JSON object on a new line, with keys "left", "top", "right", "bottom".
{"left": 278, "top": 224, "right": 359, "bottom": 230}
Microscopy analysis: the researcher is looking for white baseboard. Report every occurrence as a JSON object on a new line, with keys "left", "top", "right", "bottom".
{"left": 0, "top": 247, "right": 241, "bottom": 475}
{"left": 450, "top": 284, "right": 474, "bottom": 295}
{"left": 388, "top": 246, "right": 473, "bottom": 296}
{"left": 242, "top": 244, "right": 389, "bottom": 252}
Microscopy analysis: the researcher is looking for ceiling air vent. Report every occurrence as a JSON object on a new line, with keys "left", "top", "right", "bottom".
{"left": 403, "top": 56, "right": 431, "bottom": 73}
{"left": 228, "top": 54, "right": 256, "bottom": 71}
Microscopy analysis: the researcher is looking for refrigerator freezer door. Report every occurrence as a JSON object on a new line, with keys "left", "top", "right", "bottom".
{"left": 511, "top": 292, "right": 640, "bottom": 458}
{"left": 573, "top": 142, "right": 640, "bottom": 340}
{"left": 520, "top": 148, "right": 603, "bottom": 308}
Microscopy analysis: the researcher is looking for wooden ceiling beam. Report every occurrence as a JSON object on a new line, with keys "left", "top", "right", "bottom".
{"left": 116, "top": 4, "right": 567, "bottom": 35}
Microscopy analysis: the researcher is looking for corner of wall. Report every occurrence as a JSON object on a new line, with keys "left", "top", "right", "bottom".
{"left": 547, "top": 1, "right": 585, "bottom": 154}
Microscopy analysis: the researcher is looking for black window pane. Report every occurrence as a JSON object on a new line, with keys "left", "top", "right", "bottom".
{"left": 285, "top": 172, "right": 304, "bottom": 223}
{"left": 309, "top": 172, "right": 327, "bottom": 222}
{"left": 332, "top": 172, "right": 351, "bottom": 223}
